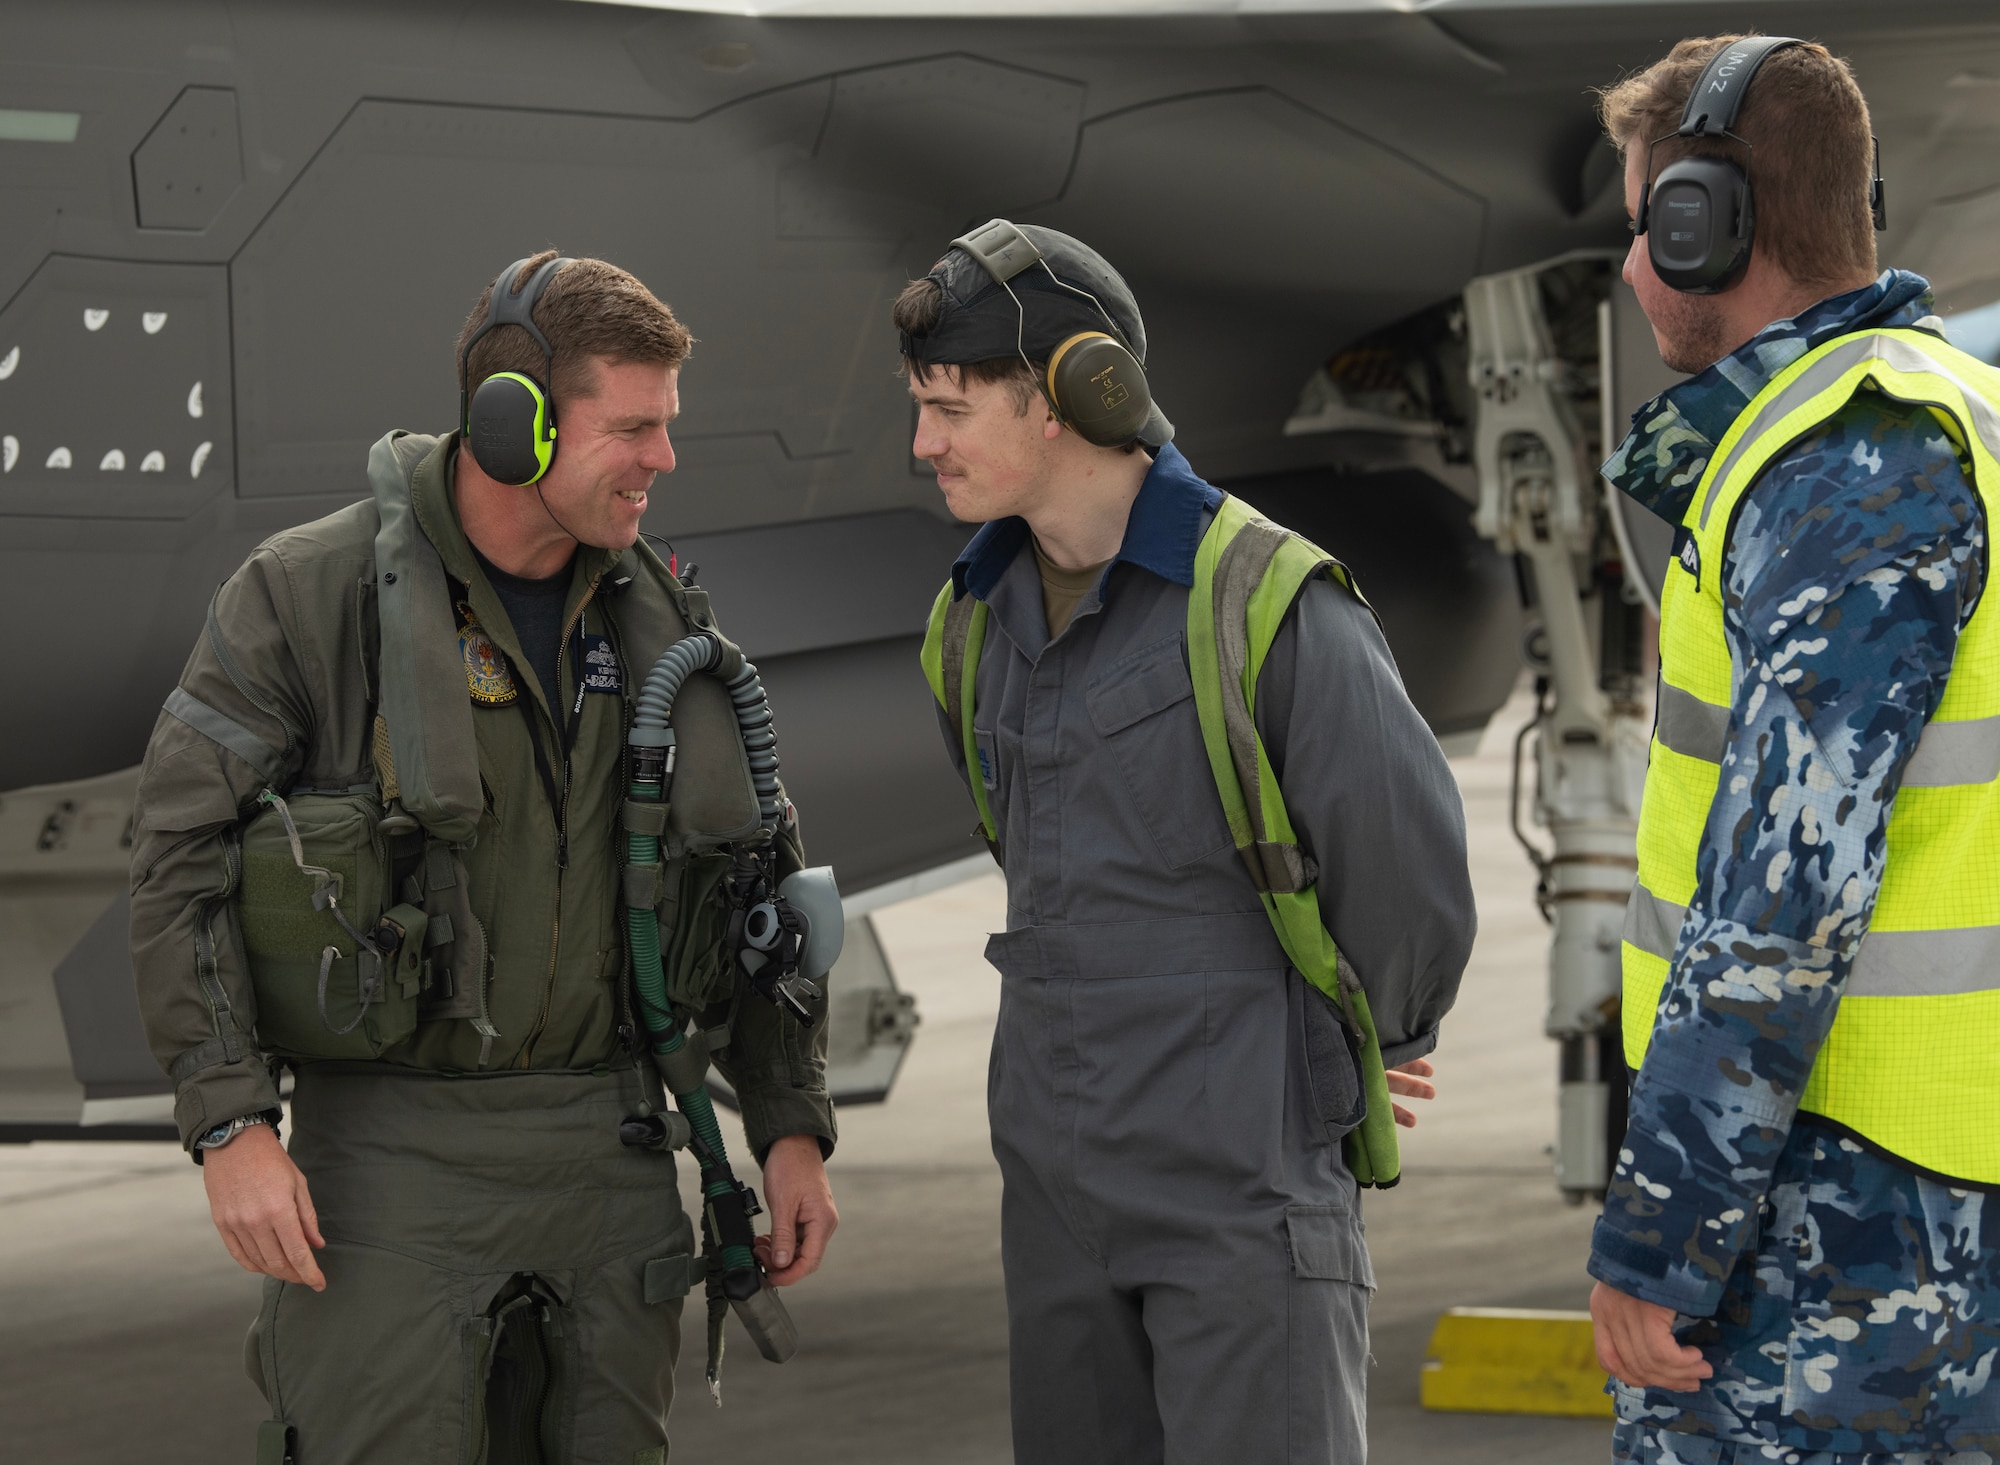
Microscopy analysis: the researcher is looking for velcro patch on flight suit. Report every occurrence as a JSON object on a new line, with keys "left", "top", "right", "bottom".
{"left": 456, "top": 600, "right": 517, "bottom": 706}
{"left": 643, "top": 1253, "right": 703, "bottom": 1304}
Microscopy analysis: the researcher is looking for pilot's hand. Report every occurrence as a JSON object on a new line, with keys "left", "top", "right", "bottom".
{"left": 1386, "top": 1056, "right": 1437, "bottom": 1128}
{"left": 202, "top": 1123, "right": 327, "bottom": 1291}
{"left": 755, "top": 1133, "right": 837, "bottom": 1288}
{"left": 1590, "top": 1280, "right": 1712, "bottom": 1392}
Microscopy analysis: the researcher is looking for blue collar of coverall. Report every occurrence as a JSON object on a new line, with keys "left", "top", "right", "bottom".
{"left": 950, "top": 441, "right": 1226, "bottom": 603}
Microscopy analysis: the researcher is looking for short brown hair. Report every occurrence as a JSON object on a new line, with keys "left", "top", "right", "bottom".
{"left": 891, "top": 276, "right": 1040, "bottom": 413}
{"left": 455, "top": 249, "right": 693, "bottom": 404}
{"left": 1599, "top": 36, "right": 1877, "bottom": 290}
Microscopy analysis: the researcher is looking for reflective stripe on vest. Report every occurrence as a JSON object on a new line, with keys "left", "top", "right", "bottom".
{"left": 1624, "top": 327, "right": 2000, "bottom": 1188}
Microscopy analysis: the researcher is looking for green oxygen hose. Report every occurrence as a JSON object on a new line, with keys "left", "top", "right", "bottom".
{"left": 626, "top": 790, "right": 758, "bottom": 1280}
{"left": 625, "top": 629, "right": 791, "bottom": 1305}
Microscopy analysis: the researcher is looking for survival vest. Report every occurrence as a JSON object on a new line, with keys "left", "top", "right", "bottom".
{"left": 921, "top": 493, "right": 1405, "bottom": 1186}
{"left": 1623, "top": 327, "right": 2000, "bottom": 1189}
{"left": 201, "top": 431, "right": 763, "bottom": 1067}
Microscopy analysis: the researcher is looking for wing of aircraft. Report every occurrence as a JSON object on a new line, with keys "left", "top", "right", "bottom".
{"left": 4, "top": 0, "right": 1998, "bottom": 1141}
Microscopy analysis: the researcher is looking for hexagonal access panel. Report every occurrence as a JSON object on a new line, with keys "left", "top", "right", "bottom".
{"left": 132, "top": 86, "right": 242, "bottom": 231}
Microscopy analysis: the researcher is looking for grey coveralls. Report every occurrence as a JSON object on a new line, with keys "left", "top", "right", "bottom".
{"left": 938, "top": 444, "right": 1475, "bottom": 1464}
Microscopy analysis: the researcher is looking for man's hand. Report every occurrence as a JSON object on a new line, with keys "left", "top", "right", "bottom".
{"left": 755, "top": 1133, "right": 838, "bottom": 1287}
{"left": 1590, "top": 1281, "right": 1712, "bottom": 1392}
{"left": 1386, "top": 1057, "right": 1437, "bottom": 1128}
{"left": 203, "top": 1122, "right": 326, "bottom": 1290}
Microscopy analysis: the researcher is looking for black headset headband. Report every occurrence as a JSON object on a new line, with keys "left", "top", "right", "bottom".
{"left": 458, "top": 255, "right": 572, "bottom": 433}
{"left": 1676, "top": 35, "right": 1801, "bottom": 140}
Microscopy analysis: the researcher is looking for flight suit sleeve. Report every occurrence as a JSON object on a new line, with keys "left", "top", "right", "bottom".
{"left": 1255, "top": 575, "right": 1476, "bottom": 1064}
{"left": 709, "top": 805, "right": 838, "bottom": 1163}
{"left": 129, "top": 547, "right": 313, "bottom": 1152}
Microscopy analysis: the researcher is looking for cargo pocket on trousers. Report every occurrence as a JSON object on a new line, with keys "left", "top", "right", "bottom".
{"left": 1285, "top": 1204, "right": 1372, "bottom": 1456}
{"left": 1302, "top": 984, "right": 1367, "bottom": 1141}
{"left": 1285, "top": 1205, "right": 1374, "bottom": 1288}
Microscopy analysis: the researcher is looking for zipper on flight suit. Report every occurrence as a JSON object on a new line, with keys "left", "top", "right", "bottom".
{"left": 519, "top": 586, "right": 597, "bottom": 1064}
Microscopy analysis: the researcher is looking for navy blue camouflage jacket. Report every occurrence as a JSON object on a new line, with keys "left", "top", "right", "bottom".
{"left": 1590, "top": 271, "right": 2000, "bottom": 1454}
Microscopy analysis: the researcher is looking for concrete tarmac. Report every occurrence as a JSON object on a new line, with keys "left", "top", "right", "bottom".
{"left": 0, "top": 685, "right": 1611, "bottom": 1461}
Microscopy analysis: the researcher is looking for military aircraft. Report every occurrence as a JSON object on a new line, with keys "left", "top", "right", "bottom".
{"left": 5, "top": 0, "right": 1999, "bottom": 1188}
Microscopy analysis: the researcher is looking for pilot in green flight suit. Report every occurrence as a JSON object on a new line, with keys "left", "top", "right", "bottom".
{"left": 127, "top": 251, "right": 837, "bottom": 1462}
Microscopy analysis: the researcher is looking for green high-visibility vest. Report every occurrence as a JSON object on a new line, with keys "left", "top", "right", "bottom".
{"left": 1624, "top": 327, "right": 2000, "bottom": 1188}
{"left": 920, "top": 493, "right": 1404, "bottom": 1187}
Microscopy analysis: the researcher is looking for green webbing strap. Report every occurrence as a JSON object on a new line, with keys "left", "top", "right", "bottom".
{"left": 1190, "top": 494, "right": 1400, "bottom": 1188}
{"left": 922, "top": 582, "right": 998, "bottom": 846}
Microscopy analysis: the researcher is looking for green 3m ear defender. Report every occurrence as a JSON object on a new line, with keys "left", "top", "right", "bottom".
{"left": 458, "top": 255, "right": 573, "bottom": 485}
{"left": 948, "top": 219, "right": 1155, "bottom": 448}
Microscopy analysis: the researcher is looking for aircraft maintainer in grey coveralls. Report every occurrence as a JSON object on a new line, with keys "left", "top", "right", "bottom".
{"left": 127, "top": 252, "right": 838, "bottom": 1462}
{"left": 901, "top": 221, "right": 1476, "bottom": 1462}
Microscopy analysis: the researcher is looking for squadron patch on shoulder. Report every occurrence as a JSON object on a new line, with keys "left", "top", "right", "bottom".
{"left": 457, "top": 600, "right": 518, "bottom": 706}
{"left": 580, "top": 633, "right": 622, "bottom": 695}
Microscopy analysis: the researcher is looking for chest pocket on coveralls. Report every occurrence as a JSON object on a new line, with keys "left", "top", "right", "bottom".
{"left": 1085, "top": 636, "right": 1235, "bottom": 870}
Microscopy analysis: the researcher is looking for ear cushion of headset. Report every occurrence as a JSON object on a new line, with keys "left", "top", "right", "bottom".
{"left": 1047, "top": 333, "right": 1153, "bottom": 448}
{"left": 468, "top": 374, "right": 550, "bottom": 486}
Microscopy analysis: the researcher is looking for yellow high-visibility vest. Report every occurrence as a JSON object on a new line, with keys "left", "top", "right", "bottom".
{"left": 1623, "top": 327, "right": 2000, "bottom": 1188}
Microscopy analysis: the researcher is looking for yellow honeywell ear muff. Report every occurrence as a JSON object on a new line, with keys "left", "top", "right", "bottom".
{"left": 458, "top": 255, "right": 572, "bottom": 485}
{"left": 1045, "top": 331, "right": 1153, "bottom": 448}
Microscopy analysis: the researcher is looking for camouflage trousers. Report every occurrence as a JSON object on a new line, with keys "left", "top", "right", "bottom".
{"left": 1614, "top": 1420, "right": 1996, "bottom": 1465}
{"left": 1610, "top": 1122, "right": 2000, "bottom": 1458}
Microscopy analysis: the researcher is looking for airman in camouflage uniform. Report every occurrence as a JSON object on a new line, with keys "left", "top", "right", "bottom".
{"left": 1590, "top": 34, "right": 2000, "bottom": 1465}
{"left": 1596, "top": 268, "right": 2000, "bottom": 1464}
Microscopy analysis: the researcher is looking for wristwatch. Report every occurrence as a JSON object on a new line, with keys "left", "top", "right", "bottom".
{"left": 194, "top": 1110, "right": 280, "bottom": 1152}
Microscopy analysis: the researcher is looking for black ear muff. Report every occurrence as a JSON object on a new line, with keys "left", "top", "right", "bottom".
{"left": 1646, "top": 154, "right": 1754, "bottom": 294}
{"left": 1632, "top": 36, "right": 1808, "bottom": 296}
{"left": 1045, "top": 332, "right": 1153, "bottom": 447}
{"left": 467, "top": 370, "right": 555, "bottom": 486}
{"left": 459, "top": 255, "right": 572, "bottom": 484}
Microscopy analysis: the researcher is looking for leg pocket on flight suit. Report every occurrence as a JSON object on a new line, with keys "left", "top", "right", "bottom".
{"left": 1285, "top": 1204, "right": 1373, "bottom": 1460}
{"left": 1300, "top": 982, "right": 1367, "bottom": 1141}
{"left": 466, "top": 1274, "right": 575, "bottom": 1465}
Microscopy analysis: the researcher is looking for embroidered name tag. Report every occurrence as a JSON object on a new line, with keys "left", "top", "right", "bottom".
{"left": 1671, "top": 525, "right": 1700, "bottom": 589}
{"left": 581, "top": 633, "right": 622, "bottom": 694}
{"left": 457, "top": 601, "right": 518, "bottom": 706}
